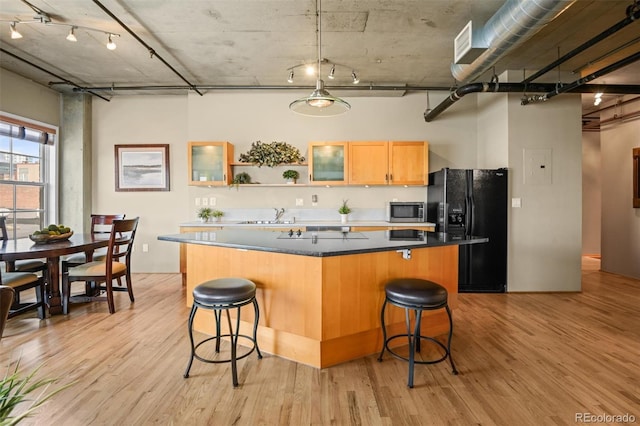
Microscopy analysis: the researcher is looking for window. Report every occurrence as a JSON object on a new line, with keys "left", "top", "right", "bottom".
{"left": 0, "top": 114, "right": 57, "bottom": 239}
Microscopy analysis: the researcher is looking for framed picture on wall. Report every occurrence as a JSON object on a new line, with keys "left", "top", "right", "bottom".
{"left": 115, "top": 144, "right": 170, "bottom": 192}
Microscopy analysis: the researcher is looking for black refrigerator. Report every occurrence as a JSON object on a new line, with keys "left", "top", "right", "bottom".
{"left": 427, "top": 168, "right": 508, "bottom": 293}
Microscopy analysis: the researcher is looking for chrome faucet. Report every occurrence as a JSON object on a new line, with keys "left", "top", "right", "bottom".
{"left": 274, "top": 208, "right": 285, "bottom": 223}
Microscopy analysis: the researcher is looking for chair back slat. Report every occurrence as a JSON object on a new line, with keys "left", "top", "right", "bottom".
{"left": 90, "top": 214, "right": 125, "bottom": 235}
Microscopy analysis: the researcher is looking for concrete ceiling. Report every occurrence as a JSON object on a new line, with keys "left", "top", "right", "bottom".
{"left": 1, "top": 0, "right": 639, "bottom": 119}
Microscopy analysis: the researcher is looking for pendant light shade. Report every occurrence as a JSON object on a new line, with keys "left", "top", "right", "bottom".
{"left": 290, "top": 0, "right": 350, "bottom": 117}
{"left": 289, "top": 79, "right": 350, "bottom": 116}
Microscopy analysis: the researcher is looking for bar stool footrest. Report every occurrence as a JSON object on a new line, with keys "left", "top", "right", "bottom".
{"left": 193, "top": 334, "right": 262, "bottom": 364}
{"left": 381, "top": 334, "right": 450, "bottom": 365}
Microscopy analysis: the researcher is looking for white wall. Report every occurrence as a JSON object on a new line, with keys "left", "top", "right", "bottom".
{"left": 0, "top": 68, "right": 60, "bottom": 126}
{"left": 600, "top": 113, "right": 640, "bottom": 279}
{"left": 92, "top": 96, "right": 189, "bottom": 273}
{"left": 507, "top": 94, "right": 583, "bottom": 291}
{"left": 582, "top": 132, "right": 601, "bottom": 256}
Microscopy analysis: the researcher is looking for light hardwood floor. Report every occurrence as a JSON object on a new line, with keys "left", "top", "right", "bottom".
{"left": 1, "top": 257, "right": 638, "bottom": 425}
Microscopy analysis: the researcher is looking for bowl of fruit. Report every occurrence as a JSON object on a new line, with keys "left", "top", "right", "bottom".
{"left": 29, "top": 224, "right": 73, "bottom": 244}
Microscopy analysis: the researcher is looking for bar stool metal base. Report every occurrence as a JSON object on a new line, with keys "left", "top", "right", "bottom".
{"left": 378, "top": 279, "right": 458, "bottom": 388}
{"left": 184, "top": 282, "right": 262, "bottom": 387}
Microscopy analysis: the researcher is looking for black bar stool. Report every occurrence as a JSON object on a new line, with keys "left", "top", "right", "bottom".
{"left": 378, "top": 278, "right": 458, "bottom": 388}
{"left": 184, "top": 277, "right": 262, "bottom": 386}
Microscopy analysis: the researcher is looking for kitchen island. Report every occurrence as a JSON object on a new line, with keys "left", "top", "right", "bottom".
{"left": 158, "top": 229, "right": 487, "bottom": 368}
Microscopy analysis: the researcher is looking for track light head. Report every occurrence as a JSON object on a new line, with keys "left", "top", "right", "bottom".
{"left": 10, "top": 22, "right": 22, "bottom": 39}
{"left": 328, "top": 65, "right": 335, "bottom": 79}
{"left": 66, "top": 27, "right": 77, "bottom": 42}
{"left": 288, "top": 70, "right": 294, "bottom": 83}
{"left": 351, "top": 71, "right": 359, "bottom": 84}
{"left": 106, "top": 33, "right": 117, "bottom": 50}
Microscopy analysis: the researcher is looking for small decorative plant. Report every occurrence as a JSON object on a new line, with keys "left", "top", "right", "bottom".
{"left": 238, "top": 141, "right": 305, "bottom": 167}
{"left": 197, "top": 207, "right": 213, "bottom": 222}
{"left": 282, "top": 169, "right": 299, "bottom": 183}
{"left": 338, "top": 199, "right": 352, "bottom": 215}
{"left": 0, "top": 360, "right": 74, "bottom": 424}
{"left": 211, "top": 209, "right": 224, "bottom": 221}
{"left": 230, "top": 172, "right": 252, "bottom": 189}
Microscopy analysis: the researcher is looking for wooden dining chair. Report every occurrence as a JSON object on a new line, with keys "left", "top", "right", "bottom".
{"left": 62, "top": 217, "right": 139, "bottom": 314}
{"left": 0, "top": 216, "right": 48, "bottom": 275}
{"left": 0, "top": 269, "right": 46, "bottom": 320}
{"left": 61, "top": 214, "right": 125, "bottom": 277}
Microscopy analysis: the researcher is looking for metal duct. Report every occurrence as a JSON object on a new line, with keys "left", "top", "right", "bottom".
{"left": 450, "top": 0, "right": 576, "bottom": 83}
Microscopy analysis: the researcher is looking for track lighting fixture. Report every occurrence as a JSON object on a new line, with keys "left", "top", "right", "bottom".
{"left": 106, "top": 34, "right": 117, "bottom": 50}
{"left": 351, "top": 71, "right": 359, "bottom": 84}
{"left": 3, "top": 12, "right": 121, "bottom": 50}
{"left": 66, "top": 27, "right": 77, "bottom": 42}
{"left": 328, "top": 65, "right": 335, "bottom": 79}
{"left": 594, "top": 92, "right": 603, "bottom": 106}
{"left": 289, "top": 0, "right": 350, "bottom": 116}
{"left": 10, "top": 22, "right": 22, "bottom": 39}
{"left": 288, "top": 70, "right": 294, "bottom": 83}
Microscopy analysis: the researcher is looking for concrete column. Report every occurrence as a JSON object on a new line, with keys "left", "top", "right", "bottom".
{"left": 60, "top": 94, "right": 92, "bottom": 233}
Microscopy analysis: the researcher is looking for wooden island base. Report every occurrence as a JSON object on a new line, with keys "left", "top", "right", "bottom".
{"left": 186, "top": 244, "right": 458, "bottom": 368}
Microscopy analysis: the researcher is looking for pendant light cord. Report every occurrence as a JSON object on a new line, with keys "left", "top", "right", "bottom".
{"left": 317, "top": 0, "right": 322, "bottom": 82}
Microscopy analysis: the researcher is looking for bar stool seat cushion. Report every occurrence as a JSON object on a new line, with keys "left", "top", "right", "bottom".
{"left": 194, "top": 278, "right": 256, "bottom": 305}
{"left": 385, "top": 278, "right": 448, "bottom": 308}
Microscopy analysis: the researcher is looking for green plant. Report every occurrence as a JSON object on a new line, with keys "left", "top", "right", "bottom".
{"left": 211, "top": 209, "right": 224, "bottom": 218}
{"left": 338, "top": 199, "right": 352, "bottom": 215}
{"left": 231, "top": 172, "right": 252, "bottom": 188}
{"left": 282, "top": 170, "right": 299, "bottom": 180}
{"left": 1, "top": 360, "right": 73, "bottom": 425}
{"left": 197, "top": 207, "right": 213, "bottom": 220}
{"left": 238, "top": 141, "right": 305, "bottom": 167}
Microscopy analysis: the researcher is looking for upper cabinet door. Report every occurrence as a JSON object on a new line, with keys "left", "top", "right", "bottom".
{"left": 348, "top": 141, "right": 389, "bottom": 185}
{"left": 388, "top": 141, "right": 429, "bottom": 185}
{"left": 308, "top": 142, "right": 349, "bottom": 185}
{"left": 188, "top": 141, "right": 234, "bottom": 186}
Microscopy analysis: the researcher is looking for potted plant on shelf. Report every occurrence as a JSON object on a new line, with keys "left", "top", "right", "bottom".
{"left": 282, "top": 169, "right": 299, "bottom": 184}
{"left": 338, "top": 199, "right": 352, "bottom": 224}
{"left": 230, "top": 172, "right": 252, "bottom": 189}
{"left": 197, "top": 207, "right": 213, "bottom": 222}
{"left": 211, "top": 209, "right": 224, "bottom": 222}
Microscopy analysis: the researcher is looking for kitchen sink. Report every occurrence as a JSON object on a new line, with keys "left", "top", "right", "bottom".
{"left": 239, "top": 220, "right": 295, "bottom": 224}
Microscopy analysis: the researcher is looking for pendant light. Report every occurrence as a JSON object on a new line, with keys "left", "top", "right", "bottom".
{"left": 289, "top": 0, "right": 350, "bottom": 116}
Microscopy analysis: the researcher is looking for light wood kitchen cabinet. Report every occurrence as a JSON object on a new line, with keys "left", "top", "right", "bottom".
{"left": 187, "top": 141, "right": 234, "bottom": 186}
{"left": 389, "top": 141, "right": 429, "bottom": 185}
{"left": 348, "top": 140, "right": 429, "bottom": 185}
{"left": 348, "top": 141, "right": 388, "bottom": 184}
{"left": 308, "top": 142, "right": 349, "bottom": 185}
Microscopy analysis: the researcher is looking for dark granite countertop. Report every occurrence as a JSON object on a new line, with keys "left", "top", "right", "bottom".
{"left": 158, "top": 228, "right": 488, "bottom": 257}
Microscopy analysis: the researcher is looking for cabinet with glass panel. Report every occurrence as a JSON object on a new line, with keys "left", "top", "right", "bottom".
{"left": 187, "top": 141, "right": 234, "bottom": 186}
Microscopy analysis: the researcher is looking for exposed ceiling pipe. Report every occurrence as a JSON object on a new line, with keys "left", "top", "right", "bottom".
{"left": 0, "top": 47, "right": 111, "bottom": 101}
{"left": 69, "top": 84, "right": 448, "bottom": 93}
{"left": 523, "top": 1, "right": 640, "bottom": 83}
{"left": 451, "top": 0, "right": 576, "bottom": 83}
{"left": 423, "top": 82, "right": 640, "bottom": 122}
{"left": 91, "top": 0, "right": 203, "bottom": 96}
{"left": 534, "top": 50, "right": 640, "bottom": 102}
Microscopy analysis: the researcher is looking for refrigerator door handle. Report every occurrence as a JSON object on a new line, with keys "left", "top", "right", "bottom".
{"left": 465, "top": 170, "right": 474, "bottom": 235}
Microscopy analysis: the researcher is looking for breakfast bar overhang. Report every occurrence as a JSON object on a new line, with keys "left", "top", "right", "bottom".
{"left": 158, "top": 229, "right": 487, "bottom": 368}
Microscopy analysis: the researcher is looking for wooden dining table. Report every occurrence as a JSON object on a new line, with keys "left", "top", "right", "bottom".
{"left": 0, "top": 233, "right": 110, "bottom": 315}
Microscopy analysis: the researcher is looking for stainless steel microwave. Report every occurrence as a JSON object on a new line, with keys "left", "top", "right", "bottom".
{"left": 386, "top": 202, "right": 426, "bottom": 222}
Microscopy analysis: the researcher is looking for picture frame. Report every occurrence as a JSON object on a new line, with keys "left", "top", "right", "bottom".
{"left": 114, "top": 144, "right": 170, "bottom": 192}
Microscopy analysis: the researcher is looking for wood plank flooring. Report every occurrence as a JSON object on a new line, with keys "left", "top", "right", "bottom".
{"left": 1, "top": 257, "right": 639, "bottom": 425}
